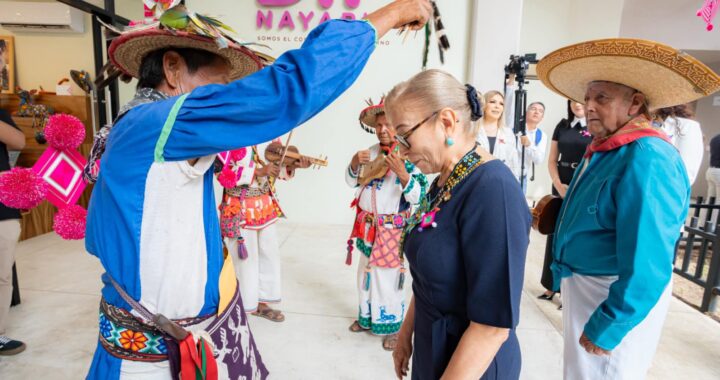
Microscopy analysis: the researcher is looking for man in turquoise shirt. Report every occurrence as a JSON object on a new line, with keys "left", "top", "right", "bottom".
{"left": 537, "top": 38, "right": 720, "bottom": 379}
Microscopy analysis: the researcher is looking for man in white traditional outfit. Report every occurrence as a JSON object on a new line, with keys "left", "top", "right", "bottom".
{"left": 345, "top": 99, "right": 428, "bottom": 351}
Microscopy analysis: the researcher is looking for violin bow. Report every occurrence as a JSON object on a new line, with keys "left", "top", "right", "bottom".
{"left": 269, "top": 129, "right": 295, "bottom": 190}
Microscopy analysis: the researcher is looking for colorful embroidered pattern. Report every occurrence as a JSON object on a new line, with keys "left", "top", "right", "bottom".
{"left": 357, "top": 314, "right": 403, "bottom": 335}
{"left": 99, "top": 310, "right": 167, "bottom": 359}
{"left": 401, "top": 145, "right": 485, "bottom": 256}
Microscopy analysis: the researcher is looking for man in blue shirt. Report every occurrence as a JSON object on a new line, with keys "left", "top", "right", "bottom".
{"left": 537, "top": 38, "right": 720, "bottom": 379}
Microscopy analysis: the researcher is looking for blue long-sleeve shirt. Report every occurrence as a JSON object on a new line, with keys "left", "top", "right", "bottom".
{"left": 85, "top": 19, "right": 376, "bottom": 379}
{"left": 552, "top": 136, "right": 690, "bottom": 350}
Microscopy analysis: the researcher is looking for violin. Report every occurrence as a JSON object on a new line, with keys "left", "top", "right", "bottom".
{"left": 531, "top": 194, "right": 563, "bottom": 235}
{"left": 358, "top": 144, "right": 402, "bottom": 187}
{"left": 264, "top": 141, "right": 328, "bottom": 168}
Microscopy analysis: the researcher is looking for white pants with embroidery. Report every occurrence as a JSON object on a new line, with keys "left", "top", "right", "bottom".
{"left": 561, "top": 274, "right": 671, "bottom": 380}
{"left": 225, "top": 223, "right": 282, "bottom": 313}
{"left": 356, "top": 254, "right": 405, "bottom": 335}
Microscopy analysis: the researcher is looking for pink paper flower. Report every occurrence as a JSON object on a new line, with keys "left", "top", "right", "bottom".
{"left": 44, "top": 114, "right": 86, "bottom": 150}
{"left": 53, "top": 205, "right": 87, "bottom": 240}
{"left": 0, "top": 167, "right": 48, "bottom": 210}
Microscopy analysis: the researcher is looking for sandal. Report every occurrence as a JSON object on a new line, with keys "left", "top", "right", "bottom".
{"left": 348, "top": 320, "right": 365, "bottom": 333}
{"left": 382, "top": 334, "right": 399, "bottom": 351}
{"left": 252, "top": 305, "right": 285, "bottom": 322}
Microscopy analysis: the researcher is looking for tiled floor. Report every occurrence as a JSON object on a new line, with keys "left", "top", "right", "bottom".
{"left": 0, "top": 224, "right": 718, "bottom": 379}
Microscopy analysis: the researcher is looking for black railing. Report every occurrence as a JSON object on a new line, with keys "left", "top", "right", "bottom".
{"left": 674, "top": 196, "right": 720, "bottom": 312}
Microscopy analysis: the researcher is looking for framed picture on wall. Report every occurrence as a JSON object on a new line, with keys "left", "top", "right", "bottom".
{"left": 0, "top": 35, "right": 15, "bottom": 94}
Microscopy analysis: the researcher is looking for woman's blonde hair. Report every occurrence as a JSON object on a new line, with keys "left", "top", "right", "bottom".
{"left": 481, "top": 90, "right": 506, "bottom": 129}
{"left": 385, "top": 69, "right": 483, "bottom": 135}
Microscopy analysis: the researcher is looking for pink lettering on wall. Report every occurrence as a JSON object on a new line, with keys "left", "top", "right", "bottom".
{"left": 318, "top": 11, "right": 332, "bottom": 24}
{"left": 299, "top": 11, "right": 315, "bottom": 30}
{"left": 318, "top": 0, "right": 360, "bottom": 8}
{"left": 257, "top": 10, "right": 273, "bottom": 29}
{"left": 257, "top": 0, "right": 300, "bottom": 6}
{"left": 278, "top": 10, "right": 296, "bottom": 29}
{"left": 255, "top": 0, "right": 366, "bottom": 31}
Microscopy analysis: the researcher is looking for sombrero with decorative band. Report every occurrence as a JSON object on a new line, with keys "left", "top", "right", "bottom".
{"left": 537, "top": 38, "right": 720, "bottom": 110}
{"left": 105, "top": 3, "right": 269, "bottom": 83}
{"left": 359, "top": 98, "right": 385, "bottom": 134}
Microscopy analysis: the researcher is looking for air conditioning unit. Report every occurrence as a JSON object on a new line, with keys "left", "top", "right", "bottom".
{"left": 0, "top": 2, "right": 84, "bottom": 33}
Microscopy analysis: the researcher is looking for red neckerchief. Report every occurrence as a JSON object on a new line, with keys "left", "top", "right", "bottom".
{"left": 584, "top": 116, "right": 671, "bottom": 159}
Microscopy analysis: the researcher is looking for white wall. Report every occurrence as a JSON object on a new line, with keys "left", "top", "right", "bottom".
{"left": 0, "top": 0, "right": 94, "bottom": 95}
{"left": 188, "top": 0, "right": 473, "bottom": 225}
{"left": 519, "top": 0, "right": 624, "bottom": 199}
{"left": 468, "top": 0, "right": 524, "bottom": 92}
{"left": 620, "top": 0, "right": 720, "bottom": 50}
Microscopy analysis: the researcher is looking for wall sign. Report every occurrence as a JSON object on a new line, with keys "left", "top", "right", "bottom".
{"left": 254, "top": 0, "right": 390, "bottom": 46}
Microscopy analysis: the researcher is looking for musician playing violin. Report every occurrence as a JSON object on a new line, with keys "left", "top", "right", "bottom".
{"left": 345, "top": 99, "right": 428, "bottom": 351}
{"left": 218, "top": 142, "right": 312, "bottom": 323}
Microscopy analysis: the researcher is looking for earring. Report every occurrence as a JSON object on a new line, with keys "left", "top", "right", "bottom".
{"left": 446, "top": 137, "right": 455, "bottom": 146}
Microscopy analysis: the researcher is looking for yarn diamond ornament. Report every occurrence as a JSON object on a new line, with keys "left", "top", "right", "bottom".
{"left": 33, "top": 147, "right": 88, "bottom": 208}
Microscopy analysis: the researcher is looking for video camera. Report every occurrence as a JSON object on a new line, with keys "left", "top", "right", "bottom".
{"left": 504, "top": 54, "right": 538, "bottom": 80}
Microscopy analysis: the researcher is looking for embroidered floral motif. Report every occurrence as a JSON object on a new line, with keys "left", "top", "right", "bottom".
{"left": 119, "top": 330, "right": 148, "bottom": 352}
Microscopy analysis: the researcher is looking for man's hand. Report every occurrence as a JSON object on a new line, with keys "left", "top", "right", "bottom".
{"left": 520, "top": 135, "right": 531, "bottom": 147}
{"left": 351, "top": 150, "right": 372, "bottom": 172}
{"left": 293, "top": 157, "right": 312, "bottom": 169}
{"left": 257, "top": 163, "right": 281, "bottom": 178}
{"left": 579, "top": 333, "right": 611, "bottom": 356}
{"left": 386, "top": 151, "right": 409, "bottom": 186}
{"left": 365, "top": 0, "right": 433, "bottom": 37}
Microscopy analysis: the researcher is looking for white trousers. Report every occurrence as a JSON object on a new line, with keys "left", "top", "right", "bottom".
{"left": 356, "top": 254, "right": 405, "bottom": 335}
{"left": 225, "top": 224, "right": 281, "bottom": 313}
{"left": 561, "top": 275, "right": 671, "bottom": 380}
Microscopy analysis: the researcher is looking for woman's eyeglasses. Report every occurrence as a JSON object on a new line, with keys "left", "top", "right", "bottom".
{"left": 394, "top": 111, "right": 438, "bottom": 149}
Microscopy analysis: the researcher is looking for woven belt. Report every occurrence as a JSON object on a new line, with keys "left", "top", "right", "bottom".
{"left": 362, "top": 211, "right": 410, "bottom": 228}
{"left": 226, "top": 186, "right": 270, "bottom": 198}
{"left": 98, "top": 298, "right": 211, "bottom": 362}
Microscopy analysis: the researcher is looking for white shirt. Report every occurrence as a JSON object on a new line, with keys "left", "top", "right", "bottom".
{"left": 477, "top": 124, "right": 520, "bottom": 180}
{"left": 345, "top": 144, "right": 424, "bottom": 214}
{"left": 570, "top": 117, "right": 587, "bottom": 129}
{"left": 517, "top": 126, "right": 548, "bottom": 171}
{"left": 662, "top": 117, "right": 703, "bottom": 185}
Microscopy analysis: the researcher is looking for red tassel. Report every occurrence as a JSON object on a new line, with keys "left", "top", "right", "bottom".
{"left": 179, "top": 335, "right": 219, "bottom": 380}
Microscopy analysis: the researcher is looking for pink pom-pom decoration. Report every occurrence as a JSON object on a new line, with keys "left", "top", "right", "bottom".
{"left": 53, "top": 205, "right": 87, "bottom": 240}
{"left": 230, "top": 148, "right": 247, "bottom": 162}
{"left": 44, "top": 113, "right": 86, "bottom": 150}
{"left": 218, "top": 166, "right": 241, "bottom": 189}
{"left": 0, "top": 167, "right": 48, "bottom": 210}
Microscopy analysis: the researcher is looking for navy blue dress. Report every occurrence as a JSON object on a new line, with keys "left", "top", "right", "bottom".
{"left": 404, "top": 160, "right": 530, "bottom": 380}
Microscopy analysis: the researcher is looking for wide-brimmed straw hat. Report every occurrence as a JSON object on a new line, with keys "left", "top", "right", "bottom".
{"left": 106, "top": 5, "right": 268, "bottom": 82}
{"left": 537, "top": 38, "right": 720, "bottom": 110}
{"left": 359, "top": 98, "right": 385, "bottom": 134}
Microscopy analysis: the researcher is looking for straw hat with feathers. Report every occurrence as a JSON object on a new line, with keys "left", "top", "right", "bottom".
{"left": 358, "top": 97, "right": 386, "bottom": 134}
{"left": 95, "top": 4, "right": 274, "bottom": 90}
{"left": 537, "top": 38, "right": 720, "bottom": 110}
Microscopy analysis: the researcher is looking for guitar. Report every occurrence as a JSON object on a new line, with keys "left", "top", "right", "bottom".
{"left": 357, "top": 144, "right": 401, "bottom": 187}
{"left": 531, "top": 194, "right": 563, "bottom": 235}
